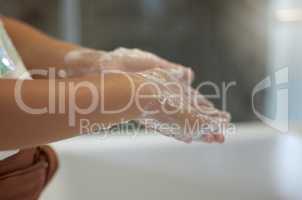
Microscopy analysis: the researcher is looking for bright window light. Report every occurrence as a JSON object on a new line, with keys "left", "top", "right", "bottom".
{"left": 276, "top": 9, "right": 302, "bottom": 22}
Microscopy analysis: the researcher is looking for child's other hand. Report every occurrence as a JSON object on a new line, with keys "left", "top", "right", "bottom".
{"left": 64, "top": 47, "right": 194, "bottom": 84}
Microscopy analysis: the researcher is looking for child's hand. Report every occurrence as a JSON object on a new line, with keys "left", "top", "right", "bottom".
{"left": 64, "top": 47, "right": 194, "bottom": 84}
{"left": 133, "top": 68, "right": 230, "bottom": 144}
{"left": 63, "top": 48, "right": 230, "bottom": 143}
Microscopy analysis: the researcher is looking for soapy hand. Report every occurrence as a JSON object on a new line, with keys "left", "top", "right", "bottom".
{"left": 64, "top": 48, "right": 231, "bottom": 143}
{"left": 64, "top": 47, "right": 194, "bottom": 84}
{"left": 133, "top": 68, "right": 231, "bottom": 143}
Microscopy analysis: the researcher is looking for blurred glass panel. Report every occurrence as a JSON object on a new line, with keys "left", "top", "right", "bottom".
{"left": 267, "top": 0, "right": 302, "bottom": 132}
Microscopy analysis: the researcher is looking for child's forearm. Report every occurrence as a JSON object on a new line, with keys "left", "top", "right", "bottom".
{"left": 0, "top": 74, "right": 148, "bottom": 150}
{"left": 1, "top": 16, "right": 80, "bottom": 69}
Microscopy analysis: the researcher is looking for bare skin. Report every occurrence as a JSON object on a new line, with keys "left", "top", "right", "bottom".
{"left": 0, "top": 73, "right": 156, "bottom": 150}
{"left": 2, "top": 16, "right": 79, "bottom": 69}
{"left": 0, "top": 17, "right": 226, "bottom": 150}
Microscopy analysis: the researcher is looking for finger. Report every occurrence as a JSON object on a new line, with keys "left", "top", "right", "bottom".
{"left": 160, "top": 76, "right": 214, "bottom": 109}
{"left": 173, "top": 135, "right": 193, "bottom": 144}
{"left": 107, "top": 48, "right": 195, "bottom": 84}
{"left": 193, "top": 106, "right": 231, "bottom": 121}
{"left": 184, "top": 110, "right": 229, "bottom": 143}
{"left": 159, "top": 64, "right": 195, "bottom": 85}
{"left": 188, "top": 88, "right": 215, "bottom": 108}
{"left": 201, "top": 134, "right": 215, "bottom": 143}
{"left": 178, "top": 65, "right": 195, "bottom": 85}
{"left": 213, "top": 133, "right": 225, "bottom": 143}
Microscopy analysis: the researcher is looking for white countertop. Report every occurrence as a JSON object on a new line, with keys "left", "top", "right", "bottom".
{"left": 42, "top": 122, "right": 302, "bottom": 200}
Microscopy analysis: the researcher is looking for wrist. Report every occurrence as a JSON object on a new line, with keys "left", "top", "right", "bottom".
{"left": 62, "top": 48, "right": 108, "bottom": 77}
{"left": 64, "top": 48, "right": 102, "bottom": 66}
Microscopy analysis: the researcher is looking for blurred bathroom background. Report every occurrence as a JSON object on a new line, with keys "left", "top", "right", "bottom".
{"left": 0, "top": 0, "right": 300, "bottom": 131}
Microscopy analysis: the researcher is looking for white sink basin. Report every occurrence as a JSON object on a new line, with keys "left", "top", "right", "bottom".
{"left": 42, "top": 123, "right": 302, "bottom": 200}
